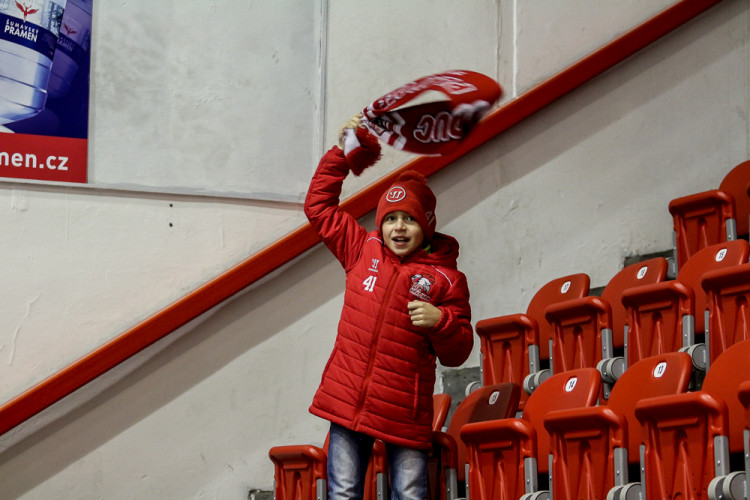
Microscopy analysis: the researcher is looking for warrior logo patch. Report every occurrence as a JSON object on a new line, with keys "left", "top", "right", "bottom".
{"left": 385, "top": 186, "right": 406, "bottom": 203}
{"left": 409, "top": 273, "right": 434, "bottom": 301}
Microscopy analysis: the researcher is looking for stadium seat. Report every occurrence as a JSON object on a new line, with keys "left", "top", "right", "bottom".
{"left": 269, "top": 442, "right": 327, "bottom": 500}
{"left": 719, "top": 160, "right": 750, "bottom": 238}
{"left": 543, "top": 352, "right": 692, "bottom": 500}
{"left": 669, "top": 189, "right": 736, "bottom": 271}
{"left": 701, "top": 261, "right": 750, "bottom": 369}
{"left": 460, "top": 368, "right": 601, "bottom": 500}
{"left": 544, "top": 258, "right": 668, "bottom": 399}
{"left": 269, "top": 393, "right": 452, "bottom": 500}
{"left": 428, "top": 382, "right": 520, "bottom": 500}
{"left": 668, "top": 160, "right": 750, "bottom": 271}
{"left": 621, "top": 240, "right": 750, "bottom": 371}
{"left": 634, "top": 339, "right": 750, "bottom": 500}
{"left": 475, "top": 274, "right": 590, "bottom": 410}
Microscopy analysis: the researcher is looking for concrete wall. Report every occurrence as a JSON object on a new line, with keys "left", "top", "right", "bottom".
{"left": 0, "top": 0, "right": 747, "bottom": 497}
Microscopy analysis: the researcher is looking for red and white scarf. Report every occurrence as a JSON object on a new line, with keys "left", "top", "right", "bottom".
{"left": 362, "top": 70, "right": 502, "bottom": 156}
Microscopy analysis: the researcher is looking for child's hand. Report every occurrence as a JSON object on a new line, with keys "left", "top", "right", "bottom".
{"left": 408, "top": 300, "right": 442, "bottom": 328}
{"left": 338, "top": 113, "right": 363, "bottom": 150}
{"left": 337, "top": 113, "right": 381, "bottom": 175}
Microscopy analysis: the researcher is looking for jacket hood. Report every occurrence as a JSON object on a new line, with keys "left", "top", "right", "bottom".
{"left": 402, "top": 231, "right": 460, "bottom": 268}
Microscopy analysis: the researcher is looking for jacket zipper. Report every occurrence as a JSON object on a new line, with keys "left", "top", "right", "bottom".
{"left": 352, "top": 269, "right": 400, "bottom": 428}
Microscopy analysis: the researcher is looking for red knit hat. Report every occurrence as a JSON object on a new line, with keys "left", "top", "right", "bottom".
{"left": 376, "top": 171, "right": 437, "bottom": 240}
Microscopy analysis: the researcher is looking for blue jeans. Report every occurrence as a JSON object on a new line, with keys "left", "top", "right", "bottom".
{"left": 327, "top": 422, "right": 428, "bottom": 500}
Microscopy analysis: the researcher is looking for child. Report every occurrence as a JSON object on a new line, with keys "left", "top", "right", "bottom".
{"left": 304, "top": 118, "right": 474, "bottom": 500}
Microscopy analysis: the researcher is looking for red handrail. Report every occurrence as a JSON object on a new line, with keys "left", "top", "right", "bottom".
{"left": 0, "top": 0, "right": 722, "bottom": 436}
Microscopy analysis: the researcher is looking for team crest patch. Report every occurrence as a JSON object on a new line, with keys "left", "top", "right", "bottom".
{"left": 409, "top": 273, "right": 434, "bottom": 301}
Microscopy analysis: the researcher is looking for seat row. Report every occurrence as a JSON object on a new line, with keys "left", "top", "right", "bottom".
{"left": 267, "top": 161, "right": 750, "bottom": 499}
{"left": 269, "top": 339, "right": 750, "bottom": 500}
{"left": 460, "top": 340, "right": 750, "bottom": 500}
{"left": 478, "top": 238, "right": 750, "bottom": 408}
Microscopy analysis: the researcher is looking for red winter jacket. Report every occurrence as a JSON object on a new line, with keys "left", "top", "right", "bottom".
{"left": 304, "top": 147, "right": 474, "bottom": 449}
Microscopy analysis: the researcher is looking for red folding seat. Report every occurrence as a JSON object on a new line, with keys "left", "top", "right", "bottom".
{"left": 634, "top": 339, "right": 750, "bottom": 500}
{"left": 720, "top": 160, "right": 750, "bottom": 239}
{"left": 269, "top": 393, "right": 452, "bottom": 500}
{"left": 621, "top": 240, "right": 750, "bottom": 370}
{"left": 460, "top": 368, "right": 601, "bottom": 500}
{"left": 544, "top": 258, "right": 668, "bottom": 399}
{"left": 268, "top": 443, "right": 327, "bottom": 500}
{"left": 701, "top": 261, "right": 750, "bottom": 369}
{"left": 669, "top": 160, "right": 750, "bottom": 270}
{"left": 428, "top": 382, "right": 520, "bottom": 500}
{"left": 475, "top": 274, "right": 590, "bottom": 410}
{"left": 669, "top": 190, "right": 736, "bottom": 271}
{"left": 543, "top": 352, "right": 692, "bottom": 499}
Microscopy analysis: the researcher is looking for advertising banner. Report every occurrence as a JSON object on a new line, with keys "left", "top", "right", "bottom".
{"left": 0, "top": 0, "right": 92, "bottom": 184}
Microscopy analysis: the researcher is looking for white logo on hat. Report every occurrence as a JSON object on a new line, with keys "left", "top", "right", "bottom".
{"left": 386, "top": 186, "right": 406, "bottom": 203}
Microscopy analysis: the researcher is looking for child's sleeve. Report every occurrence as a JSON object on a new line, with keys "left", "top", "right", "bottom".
{"left": 304, "top": 146, "right": 368, "bottom": 270}
{"left": 427, "top": 273, "right": 474, "bottom": 367}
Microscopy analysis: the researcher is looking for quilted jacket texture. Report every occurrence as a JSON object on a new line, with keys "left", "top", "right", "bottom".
{"left": 304, "top": 147, "right": 474, "bottom": 448}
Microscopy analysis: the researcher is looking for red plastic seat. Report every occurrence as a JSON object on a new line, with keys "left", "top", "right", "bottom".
{"left": 668, "top": 160, "right": 750, "bottom": 270}
{"left": 476, "top": 274, "right": 590, "bottom": 410}
{"left": 269, "top": 393, "right": 452, "bottom": 500}
{"left": 460, "top": 368, "right": 601, "bottom": 500}
{"left": 544, "top": 258, "right": 668, "bottom": 398}
{"left": 634, "top": 339, "right": 750, "bottom": 500}
{"left": 669, "top": 189, "right": 736, "bottom": 271}
{"left": 621, "top": 240, "right": 750, "bottom": 369}
{"left": 719, "top": 160, "right": 750, "bottom": 238}
{"left": 543, "top": 352, "right": 692, "bottom": 500}
{"left": 701, "top": 262, "right": 750, "bottom": 369}
{"left": 428, "top": 383, "right": 520, "bottom": 500}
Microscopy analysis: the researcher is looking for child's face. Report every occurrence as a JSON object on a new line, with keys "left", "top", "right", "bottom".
{"left": 381, "top": 210, "right": 425, "bottom": 258}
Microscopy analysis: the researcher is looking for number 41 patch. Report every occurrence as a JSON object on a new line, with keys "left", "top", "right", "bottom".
{"left": 363, "top": 276, "right": 377, "bottom": 292}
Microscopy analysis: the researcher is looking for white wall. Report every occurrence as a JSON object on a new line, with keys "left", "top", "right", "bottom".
{"left": 0, "top": 0, "right": 747, "bottom": 498}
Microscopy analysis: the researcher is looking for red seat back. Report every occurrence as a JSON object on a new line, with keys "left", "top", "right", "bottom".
{"left": 608, "top": 352, "right": 693, "bottom": 455}
{"left": 622, "top": 241, "right": 749, "bottom": 366}
{"left": 604, "top": 258, "right": 669, "bottom": 347}
{"left": 700, "top": 339, "right": 750, "bottom": 450}
{"left": 701, "top": 261, "right": 750, "bottom": 366}
{"left": 477, "top": 273, "right": 589, "bottom": 410}
{"left": 460, "top": 368, "right": 600, "bottom": 500}
{"left": 432, "top": 392, "right": 452, "bottom": 431}
{"left": 669, "top": 189, "right": 736, "bottom": 270}
{"left": 522, "top": 368, "right": 602, "bottom": 473}
{"left": 268, "top": 445, "right": 327, "bottom": 500}
{"left": 444, "top": 383, "right": 520, "bottom": 480}
{"left": 679, "top": 240, "right": 750, "bottom": 334}
{"left": 528, "top": 274, "right": 590, "bottom": 360}
{"left": 545, "top": 259, "right": 668, "bottom": 377}
{"left": 636, "top": 340, "right": 750, "bottom": 499}
{"left": 544, "top": 352, "right": 691, "bottom": 500}
{"left": 719, "top": 160, "right": 750, "bottom": 237}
